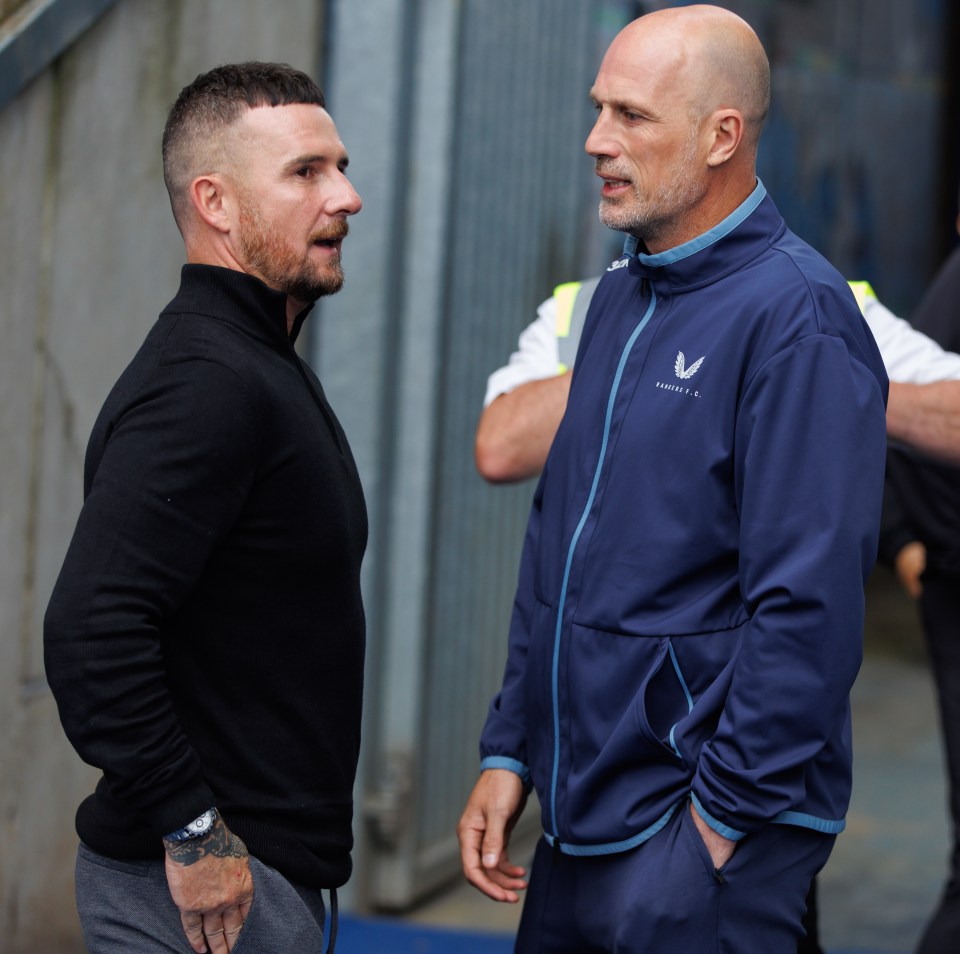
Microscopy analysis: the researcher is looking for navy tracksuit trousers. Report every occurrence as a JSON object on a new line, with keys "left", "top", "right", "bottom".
{"left": 515, "top": 802, "right": 833, "bottom": 954}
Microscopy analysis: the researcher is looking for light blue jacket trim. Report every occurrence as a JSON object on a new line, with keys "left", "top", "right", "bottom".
{"left": 668, "top": 641, "right": 694, "bottom": 711}
{"left": 772, "top": 810, "right": 846, "bottom": 834}
{"left": 666, "top": 640, "right": 694, "bottom": 759}
{"left": 690, "top": 792, "right": 847, "bottom": 839}
{"left": 548, "top": 288, "right": 659, "bottom": 836}
{"left": 480, "top": 756, "right": 531, "bottom": 789}
{"left": 668, "top": 725, "right": 681, "bottom": 759}
{"left": 540, "top": 797, "right": 844, "bottom": 858}
{"left": 690, "top": 791, "right": 747, "bottom": 841}
{"left": 544, "top": 802, "right": 679, "bottom": 856}
{"left": 622, "top": 179, "right": 767, "bottom": 267}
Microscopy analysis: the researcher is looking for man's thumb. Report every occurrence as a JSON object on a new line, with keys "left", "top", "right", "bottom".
{"left": 481, "top": 836, "right": 502, "bottom": 869}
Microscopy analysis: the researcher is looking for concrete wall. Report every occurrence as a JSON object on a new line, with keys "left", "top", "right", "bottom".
{"left": 0, "top": 1, "right": 325, "bottom": 949}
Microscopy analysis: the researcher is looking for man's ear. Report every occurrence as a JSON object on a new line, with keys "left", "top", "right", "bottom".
{"left": 705, "top": 109, "right": 744, "bottom": 168}
{"left": 188, "top": 174, "right": 234, "bottom": 234}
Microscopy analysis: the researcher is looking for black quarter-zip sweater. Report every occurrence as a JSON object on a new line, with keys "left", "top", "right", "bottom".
{"left": 44, "top": 265, "right": 367, "bottom": 889}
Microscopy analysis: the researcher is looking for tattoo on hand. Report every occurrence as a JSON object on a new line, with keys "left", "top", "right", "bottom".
{"left": 163, "top": 818, "right": 248, "bottom": 866}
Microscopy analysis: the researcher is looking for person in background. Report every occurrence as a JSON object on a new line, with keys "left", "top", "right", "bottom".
{"left": 879, "top": 242, "right": 960, "bottom": 954}
{"left": 885, "top": 209, "right": 960, "bottom": 464}
{"left": 44, "top": 63, "right": 365, "bottom": 954}
{"left": 458, "top": 6, "right": 888, "bottom": 952}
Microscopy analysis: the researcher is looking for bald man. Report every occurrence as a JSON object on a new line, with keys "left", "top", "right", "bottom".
{"left": 457, "top": 8, "right": 888, "bottom": 952}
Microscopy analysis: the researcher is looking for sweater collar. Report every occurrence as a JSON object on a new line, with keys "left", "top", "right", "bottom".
{"left": 164, "top": 265, "right": 315, "bottom": 346}
{"left": 623, "top": 180, "right": 782, "bottom": 290}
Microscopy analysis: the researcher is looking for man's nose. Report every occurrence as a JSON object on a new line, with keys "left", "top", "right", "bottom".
{"left": 329, "top": 172, "right": 362, "bottom": 216}
{"left": 585, "top": 111, "right": 617, "bottom": 159}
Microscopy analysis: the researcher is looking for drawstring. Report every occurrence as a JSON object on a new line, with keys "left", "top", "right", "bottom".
{"left": 324, "top": 887, "right": 338, "bottom": 954}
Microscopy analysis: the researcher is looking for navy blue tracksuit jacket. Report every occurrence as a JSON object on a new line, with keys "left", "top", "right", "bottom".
{"left": 480, "top": 182, "right": 889, "bottom": 856}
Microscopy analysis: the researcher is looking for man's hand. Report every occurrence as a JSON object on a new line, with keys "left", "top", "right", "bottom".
{"left": 164, "top": 817, "right": 254, "bottom": 953}
{"left": 689, "top": 802, "right": 737, "bottom": 870}
{"left": 894, "top": 540, "right": 926, "bottom": 600}
{"left": 457, "top": 769, "right": 529, "bottom": 902}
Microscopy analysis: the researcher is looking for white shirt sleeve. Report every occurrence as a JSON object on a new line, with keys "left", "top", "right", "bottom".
{"left": 482, "top": 296, "right": 562, "bottom": 407}
{"left": 863, "top": 296, "right": 960, "bottom": 384}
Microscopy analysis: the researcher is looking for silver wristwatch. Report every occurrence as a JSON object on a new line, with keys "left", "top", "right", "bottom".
{"left": 163, "top": 807, "right": 219, "bottom": 843}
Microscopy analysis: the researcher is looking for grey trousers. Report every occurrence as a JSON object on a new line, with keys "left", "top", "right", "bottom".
{"left": 75, "top": 843, "right": 326, "bottom": 953}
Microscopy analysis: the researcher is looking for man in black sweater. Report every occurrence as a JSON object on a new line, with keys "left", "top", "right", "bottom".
{"left": 44, "top": 63, "right": 365, "bottom": 954}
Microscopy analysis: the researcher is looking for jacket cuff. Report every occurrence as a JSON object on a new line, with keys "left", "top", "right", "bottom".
{"left": 690, "top": 791, "right": 747, "bottom": 841}
{"left": 480, "top": 756, "right": 532, "bottom": 791}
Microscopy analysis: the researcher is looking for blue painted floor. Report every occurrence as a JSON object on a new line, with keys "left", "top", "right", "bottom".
{"left": 338, "top": 916, "right": 899, "bottom": 954}
{"left": 338, "top": 915, "right": 514, "bottom": 953}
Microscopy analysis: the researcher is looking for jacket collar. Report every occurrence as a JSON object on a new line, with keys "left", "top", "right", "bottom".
{"left": 623, "top": 180, "right": 783, "bottom": 290}
{"left": 163, "top": 265, "right": 315, "bottom": 346}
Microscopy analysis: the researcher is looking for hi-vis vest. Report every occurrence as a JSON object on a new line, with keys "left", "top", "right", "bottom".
{"left": 847, "top": 280, "right": 877, "bottom": 314}
{"left": 553, "top": 277, "right": 600, "bottom": 372}
{"left": 553, "top": 277, "right": 876, "bottom": 373}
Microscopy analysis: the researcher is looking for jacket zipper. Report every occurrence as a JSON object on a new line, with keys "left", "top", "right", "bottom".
{"left": 548, "top": 285, "right": 658, "bottom": 840}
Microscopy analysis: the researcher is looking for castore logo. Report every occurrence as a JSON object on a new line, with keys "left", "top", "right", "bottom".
{"left": 674, "top": 351, "right": 704, "bottom": 380}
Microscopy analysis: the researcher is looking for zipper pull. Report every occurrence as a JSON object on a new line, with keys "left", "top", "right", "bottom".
{"left": 552, "top": 838, "right": 563, "bottom": 867}
{"left": 641, "top": 277, "right": 650, "bottom": 297}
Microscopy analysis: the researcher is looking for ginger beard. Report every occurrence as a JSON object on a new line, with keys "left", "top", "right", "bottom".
{"left": 237, "top": 189, "right": 348, "bottom": 302}
{"left": 597, "top": 121, "right": 706, "bottom": 246}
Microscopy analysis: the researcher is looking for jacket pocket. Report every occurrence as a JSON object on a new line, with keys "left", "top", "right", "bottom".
{"left": 653, "top": 625, "right": 745, "bottom": 765}
{"left": 634, "top": 638, "right": 694, "bottom": 763}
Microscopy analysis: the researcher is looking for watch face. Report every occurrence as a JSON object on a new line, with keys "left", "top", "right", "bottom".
{"left": 164, "top": 808, "right": 218, "bottom": 844}
{"left": 192, "top": 809, "right": 217, "bottom": 836}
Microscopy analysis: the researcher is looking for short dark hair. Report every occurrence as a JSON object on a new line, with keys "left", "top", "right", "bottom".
{"left": 162, "top": 62, "right": 326, "bottom": 229}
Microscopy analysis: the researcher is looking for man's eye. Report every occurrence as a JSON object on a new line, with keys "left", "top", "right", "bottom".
{"left": 296, "top": 167, "right": 314, "bottom": 178}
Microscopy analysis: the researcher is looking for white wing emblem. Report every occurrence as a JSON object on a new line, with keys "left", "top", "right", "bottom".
{"left": 675, "top": 351, "right": 705, "bottom": 380}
